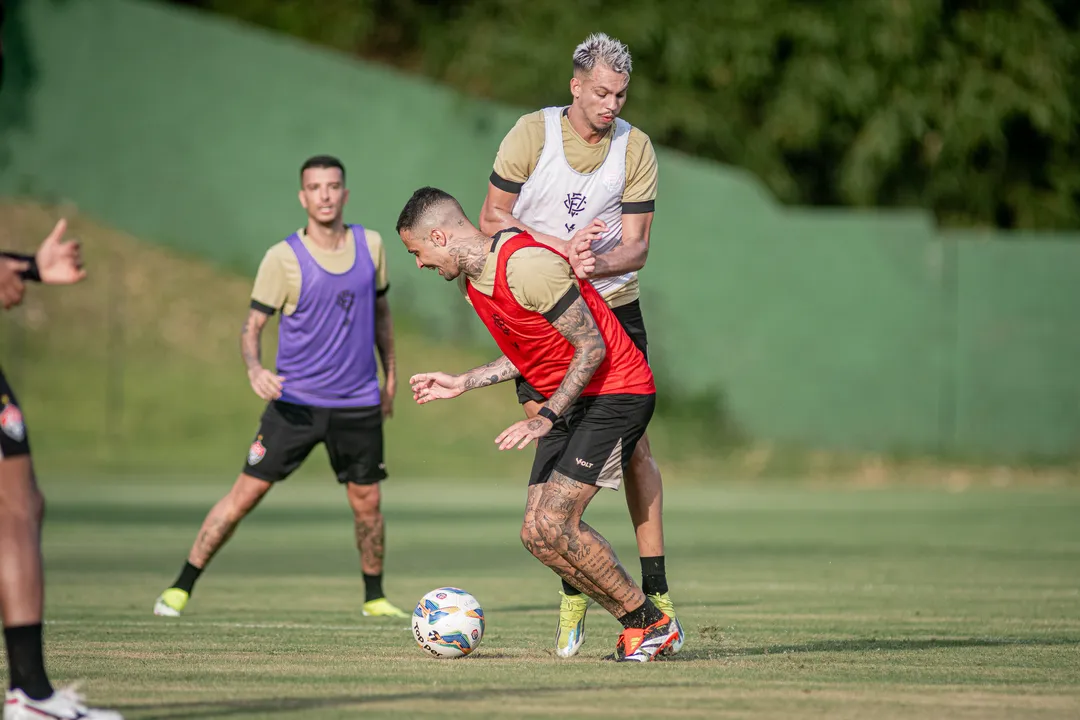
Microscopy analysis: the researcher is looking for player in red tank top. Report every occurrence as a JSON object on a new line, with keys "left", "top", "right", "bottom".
{"left": 464, "top": 229, "right": 654, "bottom": 400}
{"left": 396, "top": 187, "right": 680, "bottom": 662}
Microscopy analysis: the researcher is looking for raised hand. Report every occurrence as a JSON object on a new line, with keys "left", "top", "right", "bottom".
{"left": 35, "top": 219, "right": 87, "bottom": 286}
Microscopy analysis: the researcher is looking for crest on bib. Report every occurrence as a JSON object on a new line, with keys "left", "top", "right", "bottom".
{"left": 0, "top": 400, "right": 25, "bottom": 442}
{"left": 248, "top": 436, "right": 267, "bottom": 465}
{"left": 602, "top": 170, "right": 623, "bottom": 193}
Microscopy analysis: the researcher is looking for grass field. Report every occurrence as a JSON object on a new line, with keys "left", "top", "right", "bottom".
{"left": 28, "top": 473, "right": 1080, "bottom": 719}
{"left": 2, "top": 203, "right": 1079, "bottom": 717}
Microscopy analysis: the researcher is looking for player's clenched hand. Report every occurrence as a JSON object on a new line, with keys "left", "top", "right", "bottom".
{"left": 35, "top": 219, "right": 87, "bottom": 286}
{"left": 495, "top": 416, "right": 553, "bottom": 451}
{"left": 568, "top": 219, "right": 604, "bottom": 278}
{"left": 248, "top": 367, "right": 285, "bottom": 401}
{"left": 409, "top": 372, "right": 464, "bottom": 404}
{"left": 0, "top": 259, "right": 28, "bottom": 310}
{"left": 569, "top": 238, "right": 596, "bottom": 279}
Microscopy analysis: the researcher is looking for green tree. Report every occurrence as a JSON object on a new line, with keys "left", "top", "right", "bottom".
{"left": 167, "top": 0, "right": 1080, "bottom": 229}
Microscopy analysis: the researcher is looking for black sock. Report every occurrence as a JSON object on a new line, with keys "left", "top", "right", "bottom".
{"left": 617, "top": 598, "right": 665, "bottom": 630}
{"left": 4, "top": 624, "right": 53, "bottom": 700}
{"left": 561, "top": 578, "right": 582, "bottom": 596}
{"left": 363, "top": 573, "right": 384, "bottom": 603}
{"left": 640, "top": 555, "right": 668, "bottom": 595}
{"left": 172, "top": 561, "right": 203, "bottom": 595}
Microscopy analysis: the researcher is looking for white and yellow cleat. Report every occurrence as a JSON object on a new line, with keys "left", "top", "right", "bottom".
{"left": 555, "top": 591, "right": 589, "bottom": 658}
{"left": 648, "top": 592, "right": 685, "bottom": 656}
{"left": 152, "top": 588, "right": 189, "bottom": 618}
{"left": 4, "top": 686, "right": 124, "bottom": 720}
{"left": 362, "top": 597, "right": 409, "bottom": 618}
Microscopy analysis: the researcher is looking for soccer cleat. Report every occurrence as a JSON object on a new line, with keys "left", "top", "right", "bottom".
{"left": 5, "top": 686, "right": 124, "bottom": 720}
{"left": 362, "top": 597, "right": 409, "bottom": 618}
{"left": 152, "top": 588, "right": 189, "bottom": 617}
{"left": 648, "top": 592, "right": 685, "bottom": 656}
{"left": 611, "top": 613, "right": 681, "bottom": 663}
{"left": 555, "top": 591, "right": 589, "bottom": 658}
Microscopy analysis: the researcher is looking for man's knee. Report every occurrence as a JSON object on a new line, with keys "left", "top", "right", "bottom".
{"left": 628, "top": 434, "right": 661, "bottom": 481}
{"left": 536, "top": 508, "right": 573, "bottom": 552}
{"left": 347, "top": 482, "right": 382, "bottom": 518}
{"left": 520, "top": 513, "right": 553, "bottom": 561}
{"left": 227, "top": 474, "right": 272, "bottom": 519}
{"left": 0, "top": 457, "right": 43, "bottom": 525}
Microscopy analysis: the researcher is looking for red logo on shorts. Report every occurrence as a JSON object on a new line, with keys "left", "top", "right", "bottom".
{"left": 0, "top": 403, "right": 25, "bottom": 442}
{"left": 248, "top": 437, "right": 266, "bottom": 466}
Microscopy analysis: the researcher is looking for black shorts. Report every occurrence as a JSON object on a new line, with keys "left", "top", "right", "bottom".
{"left": 529, "top": 393, "right": 655, "bottom": 490}
{"left": 243, "top": 400, "right": 387, "bottom": 485}
{"left": 0, "top": 368, "right": 30, "bottom": 459}
{"left": 515, "top": 299, "right": 648, "bottom": 405}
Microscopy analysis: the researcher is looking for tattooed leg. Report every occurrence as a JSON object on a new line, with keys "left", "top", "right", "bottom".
{"left": 347, "top": 483, "right": 385, "bottom": 575}
{"left": 534, "top": 471, "right": 646, "bottom": 617}
{"left": 521, "top": 485, "right": 615, "bottom": 609}
{"left": 188, "top": 473, "right": 272, "bottom": 568}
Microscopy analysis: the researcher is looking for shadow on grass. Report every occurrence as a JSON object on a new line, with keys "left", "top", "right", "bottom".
{"left": 120, "top": 683, "right": 671, "bottom": 719}
{"left": 668, "top": 634, "right": 1080, "bottom": 661}
{"left": 494, "top": 599, "right": 748, "bottom": 614}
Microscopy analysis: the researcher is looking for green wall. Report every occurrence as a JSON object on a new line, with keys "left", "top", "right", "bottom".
{"left": 2, "top": 0, "right": 1078, "bottom": 460}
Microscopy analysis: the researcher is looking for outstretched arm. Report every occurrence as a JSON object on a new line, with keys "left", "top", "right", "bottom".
{"left": 461, "top": 354, "right": 521, "bottom": 391}
{"left": 410, "top": 355, "right": 521, "bottom": 405}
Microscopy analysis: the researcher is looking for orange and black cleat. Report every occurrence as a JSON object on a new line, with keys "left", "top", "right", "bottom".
{"left": 610, "top": 613, "right": 681, "bottom": 662}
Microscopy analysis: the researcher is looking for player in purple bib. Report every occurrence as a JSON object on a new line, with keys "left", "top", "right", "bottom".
{"left": 153, "top": 156, "right": 408, "bottom": 619}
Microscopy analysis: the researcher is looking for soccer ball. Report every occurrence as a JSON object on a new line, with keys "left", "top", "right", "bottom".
{"left": 412, "top": 587, "right": 485, "bottom": 659}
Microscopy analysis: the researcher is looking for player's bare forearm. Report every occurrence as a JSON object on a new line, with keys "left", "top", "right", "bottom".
{"left": 375, "top": 295, "right": 396, "bottom": 384}
{"left": 240, "top": 308, "right": 270, "bottom": 374}
{"left": 480, "top": 185, "right": 569, "bottom": 253}
{"left": 460, "top": 355, "right": 521, "bottom": 392}
{"left": 587, "top": 212, "right": 652, "bottom": 278}
{"left": 544, "top": 296, "right": 606, "bottom": 417}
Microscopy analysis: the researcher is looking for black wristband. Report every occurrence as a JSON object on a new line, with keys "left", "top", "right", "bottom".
{"left": 537, "top": 406, "right": 559, "bottom": 424}
{"left": 1, "top": 252, "right": 41, "bottom": 282}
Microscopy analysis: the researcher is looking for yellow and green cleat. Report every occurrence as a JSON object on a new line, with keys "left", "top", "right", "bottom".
{"left": 362, "top": 597, "right": 409, "bottom": 618}
{"left": 555, "top": 591, "right": 590, "bottom": 658}
{"left": 153, "top": 588, "right": 189, "bottom": 617}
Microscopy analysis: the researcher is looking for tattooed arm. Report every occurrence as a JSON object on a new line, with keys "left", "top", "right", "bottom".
{"left": 461, "top": 354, "right": 521, "bottom": 390}
{"left": 542, "top": 292, "right": 606, "bottom": 416}
{"left": 375, "top": 295, "right": 396, "bottom": 418}
{"left": 241, "top": 308, "right": 284, "bottom": 401}
{"left": 494, "top": 288, "right": 606, "bottom": 450}
{"left": 409, "top": 355, "right": 520, "bottom": 405}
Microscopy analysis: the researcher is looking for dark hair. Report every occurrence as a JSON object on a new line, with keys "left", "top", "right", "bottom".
{"left": 396, "top": 186, "right": 461, "bottom": 233}
{"left": 300, "top": 155, "right": 345, "bottom": 184}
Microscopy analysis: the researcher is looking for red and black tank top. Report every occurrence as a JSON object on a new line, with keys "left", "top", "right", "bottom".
{"left": 465, "top": 230, "right": 655, "bottom": 399}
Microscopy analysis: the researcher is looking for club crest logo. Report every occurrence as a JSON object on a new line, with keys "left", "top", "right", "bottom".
{"left": 602, "top": 170, "right": 623, "bottom": 193}
{"left": 564, "top": 192, "right": 588, "bottom": 217}
{"left": 248, "top": 436, "right": 266, "bottom": 466}
{"left": 0, "top": 400, "right": 25, "bottom": 442}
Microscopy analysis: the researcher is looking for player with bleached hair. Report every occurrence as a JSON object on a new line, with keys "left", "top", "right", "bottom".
{"left": 479, "top": 31, "right": 683, "bottom": 659}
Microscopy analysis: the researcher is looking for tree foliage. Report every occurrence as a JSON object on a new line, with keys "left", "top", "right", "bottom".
{"left": 169, "top": 0, "right": 1080, "bottom": 229}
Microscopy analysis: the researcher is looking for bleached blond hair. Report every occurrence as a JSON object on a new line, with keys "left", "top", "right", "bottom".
{"left": 572, "top": 32, "right": 632, "bottom": 76}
